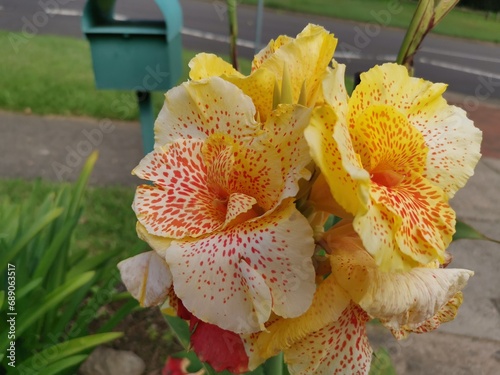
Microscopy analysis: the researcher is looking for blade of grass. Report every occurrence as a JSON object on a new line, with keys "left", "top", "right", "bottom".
{"left": 39, "top": 354, "right": 88, "bottom": 375}
{"left": 19, "top": 332, "right": 123, "bottom": 373}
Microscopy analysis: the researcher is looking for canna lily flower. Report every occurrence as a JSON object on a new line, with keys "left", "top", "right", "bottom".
{"left": 242, "top": 222, "right": 472, "bottom": 375}
{"left": 188, "top": 24, "right": 338, "bottom": 121}
{"left": 306, "top": 62, "right": 482, "bottom": 271}
{"left": 119, "top": 77, "right": 316, "bottom": 334}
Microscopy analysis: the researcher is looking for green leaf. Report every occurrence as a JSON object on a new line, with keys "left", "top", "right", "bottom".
{"left": 369, "top": 347, "right": 397, "bottom": 375}
{"left": 16, "top": 277, "right": 43, "bottom": 300}
{"left": 453, "top": 220, "right": 500, "bottom": 244}
{"left": 19, "top": 332, "right": 123, "bottom": 372}
{"left": 264, "top": 352, "right": 283, "bottom": 375}
{"left": 0, "top": 272, "right": 95, "bottom": 351}
{"left": 0, "top": 207, "right": 63, "bottom": 272}
{"left": 67, "top": 151, "right": 98, "bottom": 218}
{"left": 164, "top": 314, "right": 191, "bottom": 348}
{"left": 66, "top": 249, "right": 119, "bottom": 280}
{"left": 0, "top": 291, "right": 4, "bottom": 311}
{"left": 39, "top": 354, "right": 88, "bottom": 375}
{"left": 434, "top": 0, "right": 460, "bottom": 24}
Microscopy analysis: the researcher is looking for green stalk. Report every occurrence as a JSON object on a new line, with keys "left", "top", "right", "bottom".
{"left": 227, "top": 0, "right": 239, "bottom": 70}
{"left": 264, "top": 352, "right": 284, "bottom": 375}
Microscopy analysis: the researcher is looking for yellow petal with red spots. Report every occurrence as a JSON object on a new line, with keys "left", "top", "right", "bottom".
{"left": 133, "top": 140, "right": 225, "bottom": 238}
{"left": 154, "top": 77, "right": 262, "bottom": 147}
{"left": 254, "top": 274, "right": 350, "bottom": 360}
{"left": 327, "top": 231, "right": 473, "bottom": 329}
{"left": 284, "top": 303, "right": 372, "bottom": 375}
{"left": 166, "top": 202, "right": 316, "bottom": 334}
{"left": 252, "top": 34, "right": 293, "bottom": 70}
{"left": 305, "top": 105, "right": 370, "bottom": 216}
{"left": 117, "top": 251, "right": 172, "bottom": 307}
{"left": 364, "top": 172, "right": 455, "bottom": 269}
{"left": 349, "top": 63, "right": 481, "bottom": 198}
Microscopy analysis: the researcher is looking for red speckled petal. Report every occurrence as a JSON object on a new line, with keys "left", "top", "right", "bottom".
{"left": 350, "top": 105, "right": 428, "bottom": 175}
{"left": 117, "top": 251, "right": 172, "bottom": 307}
{"left": 348, "top": 63, "right": 482, "bottom": 198}
{"left": 328, "top": 238, "right": 473, "bottom": 329}
{"left": 166, "top": 202, "right": 316, "bottom": 334}
{"left": 263, "top": 104, "right": 312, "bottom": 200}
{"left": 321, "top": 61, "right": 349, "bottom": 122}
{"left": 285, "top": 303, "right": 372, "bottom": 375}
{"left": 155, "top": 77, "right": 261, "bottom": 147}
{"left": 255, "top": 275, "right": 350, "bottom": 360}
{"left": 252, "top": 34, "right": 293, "bottom": 71}
{"left": 133, "top": 140, "right": 225, "bottom": 238}
{"left": 363, "top": 172, "right": 455, "bottom": 269}
{"left": 416, "top": 105, "right": 482, "bottom": 198}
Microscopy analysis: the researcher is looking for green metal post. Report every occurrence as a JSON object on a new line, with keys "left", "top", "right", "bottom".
{"left": 136, "top": 91, "right": 155, "bottom": 154}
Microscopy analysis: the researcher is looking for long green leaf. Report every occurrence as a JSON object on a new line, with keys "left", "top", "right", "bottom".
{"left": 164, "top": 314, "right": 191, "bottom": 348}
{"left": 66, "top": 249, "right": 119, "bottom": 280}
{"left": 32, "top": 215, "right": 79, "bottom": 280}
{"left": 68, "top": 151, "right": 98, "bottom": 218}
{"left": 0, "top": 207, "right": 63, "bottom": 271}
{"left": 16, "top": 277, "right": 43, "bottom": 300}
{"left": 18, "top": 332, "right": 123, "bottom": 373}
{"left": 453, "top": 220, "right": 500, "bottom": 244}
{"left": 264, "top": 353, "right": 283, "bottom": 375}
{"left": 39, "top": 354, "right": 88, "bottom": 375}
{"left": 0, "top": 291, "right": 4, "bottom": 311}
{"left": 0, "top": 272, "right": 95, "bottom": 351}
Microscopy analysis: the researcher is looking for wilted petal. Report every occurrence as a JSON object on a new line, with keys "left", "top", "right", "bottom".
{"left": 118, "top": 251, "right": 172, "bottom": 307}
{"left": 285, "top": 303, "right": 372, "bottom": 375}
{"left": 327, "top": 232, "right": 473, "bottom": 329}
{"left": 389, "top": 292, "right": 464, "bottom": 339}
{"left": 166, "top": 202, "right": 316, "bottom": 334}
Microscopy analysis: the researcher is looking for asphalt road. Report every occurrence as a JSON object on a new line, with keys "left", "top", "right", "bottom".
{"left": 1, "top": 0, "right": 500, "bottom": 100}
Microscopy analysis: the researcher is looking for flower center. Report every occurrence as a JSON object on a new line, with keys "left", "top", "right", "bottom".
{"left": 370, "top": 169, "right": 405, "bottom": 188}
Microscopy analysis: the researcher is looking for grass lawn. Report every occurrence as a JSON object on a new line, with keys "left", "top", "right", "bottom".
{"left": 241, "top": 0, "right": 500, "bottom": 43}
{"left": 0, "top": 31, "right": 251, "bottom": 121}
{"left": 0, "top": 178, "right": 144, "bottom": 258}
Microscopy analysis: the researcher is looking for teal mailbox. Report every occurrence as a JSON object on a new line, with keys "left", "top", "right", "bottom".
{"left": 82, "top": 0, "right": 183, "bottom": 153}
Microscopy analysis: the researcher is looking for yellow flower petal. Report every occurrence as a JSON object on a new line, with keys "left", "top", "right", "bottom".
{"left": 254, "top": 274, "right": 350, "bottom": 359}
{"left": 117, "top": 251, "right": 172, "bottom": 307}
{"left": 154, "top": 77, "right": 261, "bottom": 147}
{"left": 188, "top": 53, "right": 243, "bottom": 80}
{"left": 326, "top": 228, "right": 473, "bottom": 329}
{"left": 349, "top": 63, "right": 482, "bottom": 198}
{"left": 166, "top": 202, "right": 316, "bottom": 334}
{"left": 305, "top": 105, "right": 370, "bottom": 216}
{"left": 284, "top": 303, "right": 372, "bottom": 375}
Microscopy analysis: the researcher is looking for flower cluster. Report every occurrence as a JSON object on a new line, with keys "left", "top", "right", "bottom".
{"left": 118, "top": 24, "right": 482, "bottom": 374}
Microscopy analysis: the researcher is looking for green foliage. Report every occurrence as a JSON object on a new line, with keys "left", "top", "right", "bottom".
{"left": 0, "top": 153, "right": 136, "bottom": 374}
{"left": 370, "top": 348, "right": 397, "bottom": 375}
{"left": 453, "top": 220, "right": 500, "bottom": 244}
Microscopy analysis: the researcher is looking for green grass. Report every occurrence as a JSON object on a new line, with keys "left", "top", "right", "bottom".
{"left": 0, "top": 31, "right": 251, "bottom": 121}
{"left": 0, "top": 178, "right": 144, "bottom": 257}
{"left": 241, "top": 0, "right": 500, "bottom": 43}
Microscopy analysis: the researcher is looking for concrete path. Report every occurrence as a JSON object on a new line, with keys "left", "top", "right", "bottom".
{"left": 1, "top": 92, "right": 499, "bottom": 374}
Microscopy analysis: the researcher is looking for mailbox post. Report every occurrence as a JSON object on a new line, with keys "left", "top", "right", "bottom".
{"left": 82, "top": 0, "right": 183, "bottom": 154}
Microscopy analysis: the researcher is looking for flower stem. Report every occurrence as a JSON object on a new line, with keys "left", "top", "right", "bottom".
{"left": 263, "top": 352, "right": 284, "bottom": 375}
